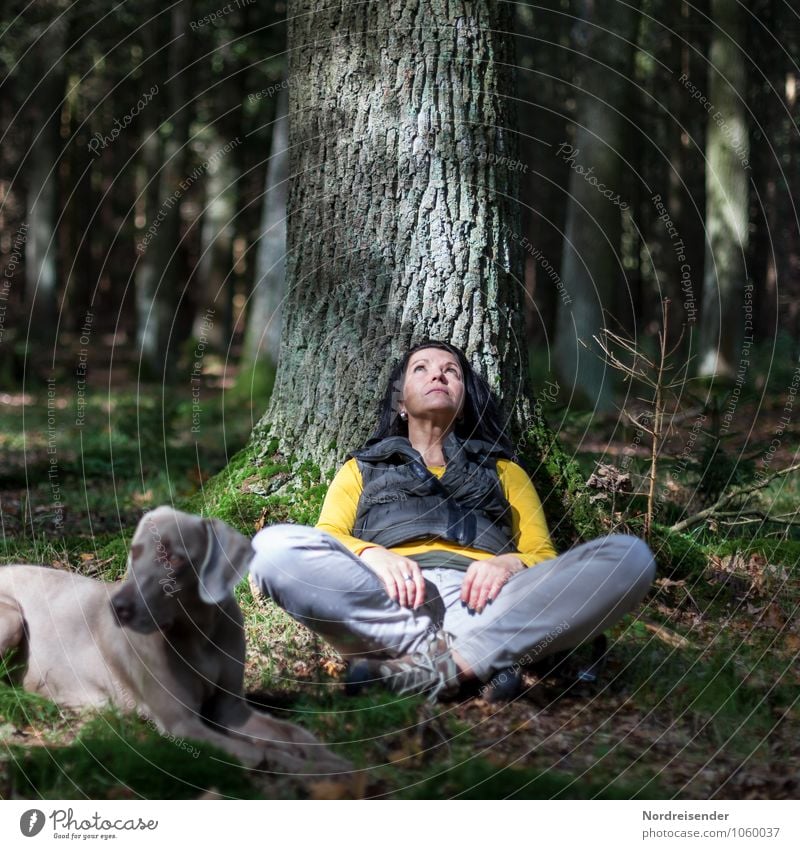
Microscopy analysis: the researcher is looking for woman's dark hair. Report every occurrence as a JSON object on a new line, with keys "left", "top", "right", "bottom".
{"left": 368, "top": 340, "right": 514, "bottom": 455}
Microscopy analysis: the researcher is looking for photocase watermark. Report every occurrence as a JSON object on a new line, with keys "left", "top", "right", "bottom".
{"left": 45, "top": 808, "right": 158, "bottom": 834}
{"left": 46, "top": 376, "right": 64, "bottom": 530}
{"left": 555, "top": 142, "right": 630, "bottom": 211}
{"left": 190, "top": 308, "right": 215, "bottom": 434}
{"left": 1, "top": 221, "right": 27, "bottom": 345}
{"left": 719, "top": 281, "right": 754, "bottom": 436}
{"left": 651, "top": 193, "right": 696, "bottom": 323}
{"left": 500, "top": 222, "right": 572, "bottom": 306}
{"left": 75, "top": 310, "right": 93, "bottom": 427}
{"left": 137, "top": 137, "right": 242, "bottom": 254}
{"left": 88, "top": 84, "right": 159, "bottom": 156}
{"left": 678, "top": 72, "right": 750, "bottom": 170}
{"left": 190, "top": 0, "right": 255, "bottom": 31}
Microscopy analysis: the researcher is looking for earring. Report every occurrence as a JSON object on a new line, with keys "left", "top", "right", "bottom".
{"left": 399, "top": 410, "right": 408, "bottom": 421}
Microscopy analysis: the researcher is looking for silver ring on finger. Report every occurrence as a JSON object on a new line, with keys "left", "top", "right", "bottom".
{"left": 404, "top": 574, "right": 414, "bottom": 582}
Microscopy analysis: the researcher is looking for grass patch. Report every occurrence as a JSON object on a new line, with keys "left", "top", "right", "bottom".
{"left": 404, "top": 756, "right": 642, "bottom": 799}
{"left": 0, "top": 664, "right": 64, "bottom": 729}
{"left": 612, "top": 621, "right": 793, "bottom": 749}
{"left": 4, "top": 712, "right": 261, "bottom": 799}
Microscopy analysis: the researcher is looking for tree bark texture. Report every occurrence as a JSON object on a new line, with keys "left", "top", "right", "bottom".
{"left": 697, "top": 0, "right": 750, "bottom": 378}
{"left": 553, "top": 0, "right": 641, "bottom": 411}
{"left": 256, "top": 0, "right": 531, "bottom": 469}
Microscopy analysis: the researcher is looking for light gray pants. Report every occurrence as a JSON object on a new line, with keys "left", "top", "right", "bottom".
{"left": 249, "top": 525, "right": 656, "bottom": 682}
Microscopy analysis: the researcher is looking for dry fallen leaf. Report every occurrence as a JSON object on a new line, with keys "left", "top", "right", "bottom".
{"left": 307, "top": 773, "right": 366, "bottom": 800}
{"left": 782, "top": 633, "right": 800, "bottom": 654}
{"left": 322, "top": 658, "right": 345, "bottom": 678}
{"left": 758, "top": 603, "right": 786, "bottom": 629}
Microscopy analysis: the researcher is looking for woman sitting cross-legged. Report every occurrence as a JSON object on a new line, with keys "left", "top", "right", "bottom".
{"left": 249, "top": 340, "right": 655, "bottom": 701}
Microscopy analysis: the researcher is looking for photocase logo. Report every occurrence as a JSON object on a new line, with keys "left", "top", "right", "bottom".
{"left": 19, "top": 809, "right": 46, "bottom": 837}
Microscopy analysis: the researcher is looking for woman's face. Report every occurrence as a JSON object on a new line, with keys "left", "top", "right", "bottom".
{"left": 399, "top": 347, "right": 466, "bottom": 428}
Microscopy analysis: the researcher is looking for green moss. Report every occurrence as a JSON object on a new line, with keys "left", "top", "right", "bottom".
{"left": 516, "top": 425, "right": 605, "bottom": 548}
{"left": 182, "top": 443, "right": 289, "bottom": 533}
{"left": 182, "top": 440, "right": 331, "bottom": 533}
{"left": 647, "top": 524, "right": 708, "bottom": 580}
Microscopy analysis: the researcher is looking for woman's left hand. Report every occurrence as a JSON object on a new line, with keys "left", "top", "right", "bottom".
{"left": 461, "top": 554, "right": 526, "bottom": 613}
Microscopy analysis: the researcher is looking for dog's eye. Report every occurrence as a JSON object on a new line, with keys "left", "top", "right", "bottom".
{"left": 168, "top": 553, "right": 189, "bottom": 570}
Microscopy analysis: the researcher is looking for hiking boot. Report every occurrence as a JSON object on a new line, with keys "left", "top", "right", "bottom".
{"left": 483, "top": 667, "right": 523, "bottom": 703}
{"left": 345, "top": 632, "right": 460, "bottom": 701}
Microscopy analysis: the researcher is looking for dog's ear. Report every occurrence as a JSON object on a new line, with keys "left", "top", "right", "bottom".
{"left": 198, "top": 517, "right": 254, "bottom": 604}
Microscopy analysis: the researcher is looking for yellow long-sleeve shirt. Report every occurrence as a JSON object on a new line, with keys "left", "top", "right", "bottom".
{"left": 316, "top": 457, "right": 558, "bottom": 567}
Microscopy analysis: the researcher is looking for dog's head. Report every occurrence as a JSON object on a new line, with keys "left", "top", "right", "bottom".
{"left": 111, "top": 506, "right": 253, "bottom": 634}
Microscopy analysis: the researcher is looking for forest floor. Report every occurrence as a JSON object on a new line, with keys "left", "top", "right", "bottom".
{"left": 0, "top": 353, "right": 798, "bottom": 800}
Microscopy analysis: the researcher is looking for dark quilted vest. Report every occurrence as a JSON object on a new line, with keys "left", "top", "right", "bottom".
{"left": 349, "top": 431, "right": 517, "bottom": 554}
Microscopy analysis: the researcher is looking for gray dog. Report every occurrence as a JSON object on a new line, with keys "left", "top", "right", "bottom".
{"left": 0, "top": 506, "right": 349, "bottom": 776}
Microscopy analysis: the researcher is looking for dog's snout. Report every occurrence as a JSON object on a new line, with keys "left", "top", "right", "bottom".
{"left": 111, "top": 594, "right": 134, "bottom": 625}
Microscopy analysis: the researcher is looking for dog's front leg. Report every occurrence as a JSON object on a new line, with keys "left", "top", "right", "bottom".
{"left": 226, "top": 707, "right": 351, "bottom": 775}
{"left": 0, "top": 598, "right": 25, "bottom": 657}
{"left": 203, "top": 688, "right": 351, "bottom": 775}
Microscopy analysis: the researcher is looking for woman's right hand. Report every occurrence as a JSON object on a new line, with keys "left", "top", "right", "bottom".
{"left": 359, "top": 546, "right": 426, "bottom": 609}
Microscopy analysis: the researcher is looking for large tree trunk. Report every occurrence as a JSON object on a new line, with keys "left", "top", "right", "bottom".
{"left": 253, "top": 0, "right": 530, "bottom": 470}
{"left": 697, "top": 0, "right": 750, "bottom": 378}
{"left": 241, "top": 87, "right": 289, "bottom": 367}
{"left": 553, "top": 0, "right": 642, "bottom": 411}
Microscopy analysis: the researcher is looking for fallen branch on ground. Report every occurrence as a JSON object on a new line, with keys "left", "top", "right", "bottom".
{"left": 669, "top": 462, "right": 800, "bottom": 532}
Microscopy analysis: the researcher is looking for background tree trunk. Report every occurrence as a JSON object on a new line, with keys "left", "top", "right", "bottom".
{"left": 193, "top": 140, "right": 238, "bottom": 350}
{"left": 136, "top": 0, "right": 191, "bottom": 378}
{"left": 515, "top": 0, "right": 574, "bottom": 348}
{"left": 191, "top": 39, "right": 244, "bottom": 351}
{"left": 253, "top": 0, "right": 530, "bottom": 470}
{"left": 242, "top": 87, "right": 289, "bottom": 367}
{"left": 553, "top": 0, "right": 642, "bottom": 411}
{"left": 697, "top": 0, "right": 750, "bottom": 378}
{"left": 24, "top": 14, "right": 67, "bottom": 338}
{"left": 133, "top": 16, "right": 167, "bottom": 374}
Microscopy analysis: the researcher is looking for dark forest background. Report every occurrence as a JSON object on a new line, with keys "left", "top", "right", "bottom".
{"left": 2, "top": 1, "right": 798, "bottom": 398}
